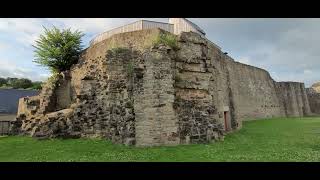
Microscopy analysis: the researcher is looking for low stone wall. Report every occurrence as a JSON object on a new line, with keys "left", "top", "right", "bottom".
{"left": 0, "top": 89, "right": 39, "bottom": 114}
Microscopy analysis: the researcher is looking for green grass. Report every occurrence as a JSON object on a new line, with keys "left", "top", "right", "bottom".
{"left": 152, "top": 33, "right": 178, "bottom": 50}
{"left": 1, "top": 117, "right": 320, "bottom": 162}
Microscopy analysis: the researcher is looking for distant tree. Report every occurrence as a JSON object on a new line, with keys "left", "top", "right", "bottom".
{"left": 0, "top": 77, "right": 6, "bottom": 86}
{"left": 10, "top": 78, "right": 33, "bottom": 89}
{"left": 0, "top": 77, "right": 42, "bottom": 89}
{"left": 33, "top": 26, "right": 84, "bottom": 73}
{"left": 31, "top": 81, "right": 43, "bottom": 90}
{"left": 6, "top": 78, "right": 18, "bottom": 87}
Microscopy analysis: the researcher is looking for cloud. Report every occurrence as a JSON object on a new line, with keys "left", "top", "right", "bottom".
{"left": 0, "top": 59, "right": 49, "bottom": 81}
{"left": 0, "top": 18, "right": 319, "bottom": 87}
{"left": 237, "top": 56, "right": 251, "bottom": 65}
{"left": 304, "top": 69, "right": 312, "bottom": 75}
{"left": 0, "top": 19, "right": 44, "bottom": 46}
{"left": 192, "top": 18, "right": 320, "bottom": 87}
{"left": 0, "top": 42, "right": 9, "bottom": 51}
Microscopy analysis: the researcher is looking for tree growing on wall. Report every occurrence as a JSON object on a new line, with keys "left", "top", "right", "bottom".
{"left": 33, "top": 26, "right": 84, "bottom": 73}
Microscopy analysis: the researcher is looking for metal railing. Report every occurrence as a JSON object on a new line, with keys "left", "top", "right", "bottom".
{"left": 0, "top": 121, "right": 10, "bottom": 135}
{"left": 89, "top": 20, "right": 175, "bottom": 46}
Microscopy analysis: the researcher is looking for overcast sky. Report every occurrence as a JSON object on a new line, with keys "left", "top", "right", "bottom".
{"left": 0, "top": 18, "right": 319, "bottom": 87}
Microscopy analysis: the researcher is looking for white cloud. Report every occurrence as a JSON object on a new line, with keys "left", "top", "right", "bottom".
{"left": 0, "top": 42, "right": 9, "bottom": 51}
{"left": 45, "top": 18, "right": 143, "bottom": 40}
{"left": 199, "top": 18, "right": 320, "bottom": 87}
{"left": 0, "top": 59, "right": 48, "bottom": 81}
{"left": 0, "top": 18, "right": 44, "bottom": 46}
{"left": 304, "top": 69, "right": 312, "bottom": 75}
{"left": 0, "top": 18, "right": 320, "bottom": 87}
{"left": 237, "top": 56, "right": 251, "bottom": 64}
{"left": 270, "top": 71, "right": 281, "bottom": 81}
{"left": 0, "top": 18, "right": 149, "bottom": 48}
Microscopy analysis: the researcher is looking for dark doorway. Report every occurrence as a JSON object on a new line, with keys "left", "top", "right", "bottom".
{"left": 224, "top": 111, "right": 228, "bottom": 131}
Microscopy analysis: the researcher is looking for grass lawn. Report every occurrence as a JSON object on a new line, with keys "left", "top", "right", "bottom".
{"left": 1, "top": 117, "right": 320, "bottom": 162}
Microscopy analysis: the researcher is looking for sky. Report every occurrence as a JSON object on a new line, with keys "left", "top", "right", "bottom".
{"left": 0, "top": 18, "right": 319, "bottom": 87}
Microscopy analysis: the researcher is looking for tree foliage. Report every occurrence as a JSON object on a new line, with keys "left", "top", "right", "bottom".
{"left": 33, "top": 26, "right": 84, "bottom": 73}
{"left": 0, "top": 77, "right": 42, "bottom": 90}
{"left": 30, "top": 81, "right": 43, "bottom": 90}
{"left": 0, "top": 78, "right": 6, "bottom": 86}
{"left": 10, "top": 78, "right": 33, "bottom": 89}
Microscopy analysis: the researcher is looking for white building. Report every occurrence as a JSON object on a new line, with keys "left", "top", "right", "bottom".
{"left": 89, "top": 18, "right": 220, "bottom": 49}
{"left": 168, "top": 18, "right": 205, "bottom": 37}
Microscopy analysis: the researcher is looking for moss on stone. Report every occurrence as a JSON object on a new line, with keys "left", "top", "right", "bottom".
{"left": 126, "top": 62, "right": 134, "bottom": 78}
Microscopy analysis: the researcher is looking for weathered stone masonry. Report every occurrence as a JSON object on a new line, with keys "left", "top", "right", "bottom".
{"left": 11, "top": 29, "right": 313, "bottom": 146}
{"left": 306, "top": 86, "right": 320, "bottom": 115}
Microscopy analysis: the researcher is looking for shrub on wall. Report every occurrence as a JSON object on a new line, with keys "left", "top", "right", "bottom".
{"left": 153, "top": 33, "right": 179, "bottom": 50}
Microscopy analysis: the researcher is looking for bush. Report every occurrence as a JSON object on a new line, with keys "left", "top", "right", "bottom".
{"left": 6, "top": 78, "right": 32, "bottom": 89}
{"left": 0, "top": 78, "right": 6, "bottom": 86}
{"left": 33, "top": 26, "right": 84, "bottom": 73}
{"left": 31, "top": 81, "right": 43, "bottom": 90}
{"left": 0, "top": 77, "right": 42, "bottom": 90}
{"left": 153, "top": 33, "right": 178, "bottom": 50}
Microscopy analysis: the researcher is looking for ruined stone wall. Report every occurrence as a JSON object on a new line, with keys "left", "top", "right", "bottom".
{"left": 68, "top": 30, "right": 225, "bottom": 146}
{"left": 12, "top": 29, "right": 312, "bottom": 147}
{"left": 208, "top": 42, "right": 286, "bottom": 123}
{"left": 55, "top": 73, "right": 72, "bottom": 111}
{"left": 227, "top": 61, "right": 285, "bottom": 121}
{"left": 207, "top": 44, "right": 238, "bottom": 130}
{"left": 174, "top": 32, "right": 223, "bottom": 144}
{"left": 276, "top": 82, "right": 311, "bottom": 117}
{"left": 134, "top": 48, "right": 179, "bottom": 146}
{"left": 307, "top": 88, "right": 320, "bottom": 115}
{"left": 208, "top": 42, "right": 310, "bottom": 121}
{"left": 66, "top": 29, "right": 181, "bottom": 146}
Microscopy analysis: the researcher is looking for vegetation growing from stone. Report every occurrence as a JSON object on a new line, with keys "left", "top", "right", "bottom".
{"left": 33, "top": 26, "right": 84, "bottom": 73}
{"left": 153, "top": 33, "right": 178, "bottom": 50}
{"left": 126, "top": 62, "right": 134, "bottom": 78}
{"left": 109, "top": 47, "right": 130, "bottom": 54}
{"left": 1, "top": 117, "right": 320, "bottom": 162}
{"left": 0, "top": 77, "right": 42, "bottom": 90}
{"left": 46, "top": 73, "right": 61, "bottom": 89}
